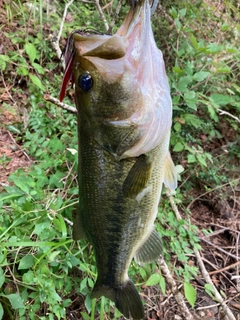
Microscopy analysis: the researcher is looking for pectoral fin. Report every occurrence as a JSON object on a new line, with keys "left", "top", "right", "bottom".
{"left": 72, "top": 214, "right": 86, "bottom": 240}
{"left": 163, "top": 152, "right": 177, "bottom": 190}
{"left": 134, "top": 229, "right": 163, "bottom": 264}
{"left": 122, "top": 155, "right": 152, "bottom": 197}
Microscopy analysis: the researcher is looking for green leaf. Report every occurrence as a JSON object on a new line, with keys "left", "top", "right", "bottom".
{"left": 22, "top": 270, "right": 34, "bottom": 284}
{"left": 206, "top": 43, "right": 223, "bottom": 54}
{"left": 174, "top": 122, "right": 181, "bottom": 132}
{"left": 48, "top": 251, "right": 61, "bottom": 262}
{"left": 18, "top": 255, "right": 35, "bottom": 270}
{"left": 29, "top": 73, "right": 45, "bottom": 90}
{"left": 187, "top": 154, "right": 196, "bottom": 163}
{"left": 204, "top": 283, "right": 215, "bottom": 298}
{"left": 210, "top": 94, "right": 231, "bottom": 106}
{"left": 33, "top": 221, "right": 51, "bottom": 235}
{"left": 177, "top": 76, "right": 192, "bottom": 92}
{"left": 6, "top": 125, "right": 21, "bottom": 134}
{"left": 184, "top": 91, "right": 196, "bottom": 100}
{"left": 32, "top": 62, "right": 45, "bottom": 74}
{"left": 49, "top": 172, "right": 65, "bottom": 188}
{"left": 169, "top": 7, "right": 178, "bottom": 19}
{"left": 6, "top": 293, "right": 25, "bottom": 310}
{"left": 184, "top": 282, "right": 196, "bottom": 307}
{"left": 221, "top": 23, "right": 229, "bottom": 31}
{"left": 10, "top": 178, "right": 29, "bottom": 194}
{"left": 0, "top": 303, "right": 3, "bottom": 320}
{"left": 193, "top": 71, "right": 210, "bottom": 82}
{"left": 184, "top": 91, "right": 197, "bottom": 110}
{"left": 0, "top": 267, "right": 5, "bottom": 288}
{"left": 85, "top": 294, "right": 92, "bottom": 313}
{"left": 145, "top": 273, "right": 161, "bottom": 286}
{"left": 173, "top": 142, "right": 184, "bottom": 152}
{"left": 25, "top": 43, "right": 37, "bottom": 63}
{"left": 0, "top": 54, "right": 10, "bottom": 71}
{"left": 190, "top": 34, "right": 198, "bottom": 50}
{"left": 0, "top": 54, "right": 10, "bottom": 62}
{"left": 17, "top": 67, "right": 29, "bottom": 76}
{"left": 81, "top": 312, "right": 91, "bottom": 320}
{"left": 182, "top": 114, "right": 201, "bottom": 127}
{"left": 196, "top": 154, "right": 207, "bottom": 167}
{"left": 179, "top": 8, "right": 186, "bottom": 17}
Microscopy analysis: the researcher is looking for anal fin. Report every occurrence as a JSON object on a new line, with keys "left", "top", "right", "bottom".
{"left": 134, "top": 229, "right": 162, "bottom": 264}
{"left": 122, "top": 154, "right": 152, "bottom": 197}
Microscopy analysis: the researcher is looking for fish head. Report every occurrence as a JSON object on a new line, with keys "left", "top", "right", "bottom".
{"left": 72, "top": 32, "right": 137, "bottom": 120}
{"left": 60, "top": 0, "right": 172, "bottom": 157}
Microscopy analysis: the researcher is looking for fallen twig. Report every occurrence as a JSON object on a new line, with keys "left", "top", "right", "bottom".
{"left": 218, "top": 109, "right": 240, "bottom": 123}
{"left": 195, "top": 249, "right": 236, "bottom": 320}
{"left": 43, "top": 94, "right": 77, "bottom": 114}
{"left": 158, "top": 256, "right": 194, "bottom": 320}
{"left": 50, "top": 0, "right": 75, "bottom": 67}
{"left": 166, "top": 188, "right": 237, "bottom": 320}
{"left": 107, "top": 0, "right": 124, "bottom": 33}
{"left": 208, "top": 261, "right": 240, "bottom": 276}
{"left": 201, "top": 237, "right": 240, "bottom": 261}
{"left": 95, "top": 0, "right": 109, "bottom": 31}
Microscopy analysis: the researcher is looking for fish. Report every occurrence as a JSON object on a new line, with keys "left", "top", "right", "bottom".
{"left": 59, "top": 0, "right": 177, "bottom": 319}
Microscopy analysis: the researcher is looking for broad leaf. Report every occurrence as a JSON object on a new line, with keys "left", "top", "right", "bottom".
{"left": 184, "top": 282, "right": 196, "bottom": 307}
{"left": 25, "top": 43, "right": 37, "bottom": 63}
{"left": 18, "top": 255, "right": 34, "bottom": 270}
{"left": 145, "top": 272, "right": 161, "bottom": 286}
{"left": 6, "top": 293, "right": 24, "bottom": 310}
{"left": 29, "top": 73, "right": 45, "bottom": 90}
{"left": 193, "top": 71, "right": 209, "bottom": 82}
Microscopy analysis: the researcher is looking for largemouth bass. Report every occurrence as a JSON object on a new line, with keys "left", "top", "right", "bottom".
{"left": 60, "top": 0, "right": 177, "bottom": 318}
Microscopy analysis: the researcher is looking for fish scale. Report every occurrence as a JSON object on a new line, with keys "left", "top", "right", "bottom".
{"left": 60, "top": 0, "right": 177, "bottom": 318}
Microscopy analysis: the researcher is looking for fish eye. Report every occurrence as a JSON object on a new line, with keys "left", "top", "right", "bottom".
{"left": 78, "top": 73, "right": 93, "bottom": 92}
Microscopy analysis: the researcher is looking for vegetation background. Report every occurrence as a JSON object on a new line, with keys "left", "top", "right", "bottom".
{"left": 0, "top": 0, "right": 239, "bottom": 319}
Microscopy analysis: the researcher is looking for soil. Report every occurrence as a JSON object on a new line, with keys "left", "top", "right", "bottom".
{"left": 0, "top": 1, "right": 240, "bottom": 319}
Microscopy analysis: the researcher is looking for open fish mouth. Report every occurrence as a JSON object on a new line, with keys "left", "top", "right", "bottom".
{"left": 59, "top": 0, "right": 152, "bottom": 101}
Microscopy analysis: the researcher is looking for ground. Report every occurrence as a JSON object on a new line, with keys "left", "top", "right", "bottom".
{"left": 0, "top": 0, "right": 240, "bottom": 319}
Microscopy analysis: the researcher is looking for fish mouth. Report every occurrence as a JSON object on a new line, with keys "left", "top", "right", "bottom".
{"left": 59, "top": 0, "right": 153, "bottom": 101}
{"left": 72, "top": 0, "right": 151, "bottom": 60}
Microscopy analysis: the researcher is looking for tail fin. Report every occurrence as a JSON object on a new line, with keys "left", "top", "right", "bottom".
{"left": 91, "top": 279, "right": 144, "bottom": 319}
